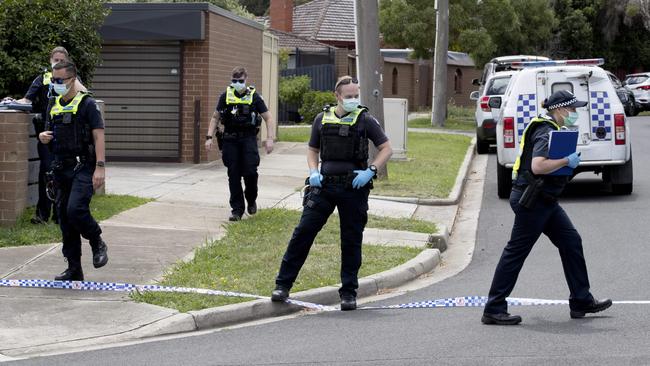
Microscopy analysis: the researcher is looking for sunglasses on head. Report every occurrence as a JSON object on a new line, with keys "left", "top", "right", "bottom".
{"left": 231, "top": 78, "right": 245, "bottom": 83}
{"left": 50, "top": 76, "right": 74, "bottom": 84}
{"left": 335, "top": 77, "right": 359, "bottom": 90}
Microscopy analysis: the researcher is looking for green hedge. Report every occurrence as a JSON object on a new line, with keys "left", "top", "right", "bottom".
{"left": 0, "top": 0, "right": 108, "bottom": 97}
{"left": 298, "top": 90, "right": 337, "bottom": 124}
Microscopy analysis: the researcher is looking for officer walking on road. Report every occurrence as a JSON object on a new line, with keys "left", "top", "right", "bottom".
{"left": 38, "top": 61, "right": 108, "bottom": 281}
{"left": 5, "top": 46, "right": 86, "bottom": 225}
{"left": 271, "top": 76, "right": 393, "bottom": 310}
{"left": 482, "top": 90, "right": 611, "bottom": 325}
{"left": 205, "top": 67, "right": 276, "bottom": 221}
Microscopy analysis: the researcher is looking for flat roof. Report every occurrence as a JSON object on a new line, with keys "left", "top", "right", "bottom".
{"left": 101, "top": 2, "right": 263, "bottom": 41}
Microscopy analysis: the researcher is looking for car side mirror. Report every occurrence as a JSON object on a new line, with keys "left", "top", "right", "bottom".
{"left": 469, "top": 91, "right": 480, "bottom": 101}
{"left": 472, "top": 78, "right": 480, "bottom": 86}
{"left": 488, "top": 96, "right": 502, "bottom": 109}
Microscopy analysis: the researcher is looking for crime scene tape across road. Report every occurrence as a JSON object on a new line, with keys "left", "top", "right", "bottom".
{"left": 2, "top": 279, "right": 650, "bottom": 312}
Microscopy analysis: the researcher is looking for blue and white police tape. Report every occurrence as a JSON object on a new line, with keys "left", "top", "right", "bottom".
{"left": 2, "top": 279, "right": 649, "bottom": 311}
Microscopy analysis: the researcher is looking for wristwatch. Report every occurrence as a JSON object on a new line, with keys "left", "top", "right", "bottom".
{"left": 205, "top": 135, "right": 213, "bottom": 140}
{"left": 369, "top": 164, "right": 378, "bottom": 176}
{"left": 96, "top": 161, "right": 105, "bottom": 168}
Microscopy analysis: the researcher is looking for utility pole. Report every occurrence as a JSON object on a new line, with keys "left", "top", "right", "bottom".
{"left": 354, "top": 0, "right": 388, "bottom": 178}
{"left": 431, "top": 0, "right": 449, "bottom": 127}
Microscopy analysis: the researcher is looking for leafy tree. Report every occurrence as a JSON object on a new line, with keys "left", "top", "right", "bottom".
{"left": 278, "top": 75, "right": 311, "bottom": 105}
{"left": 0, "top": 0, "right": 108, "bottom": 97}
{"left": 379, "top": 0, "right": 437, "bottom": 59}
{"left": 240, "top": 0, "right": 269, "bottom": 16}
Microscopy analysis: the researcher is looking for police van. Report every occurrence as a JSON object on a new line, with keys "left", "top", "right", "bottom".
{"left": 490, "top": 59, "right": 633, "bottom": 198}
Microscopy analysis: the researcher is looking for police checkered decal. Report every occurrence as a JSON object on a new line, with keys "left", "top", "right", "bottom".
{"left": 590, "top": 91, "right": 612, "bottom": 141}
{"left": 516, "top": 94, "right": 537, "bottom": 136}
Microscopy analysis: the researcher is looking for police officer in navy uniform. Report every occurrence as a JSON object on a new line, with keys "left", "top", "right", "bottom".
{"left": 38, "top": 61, "right": 108, "bottom": 281}
{"left": 8, "top": 46, "right": 86, "bottom": 225}
{"left": 271, "top": 76, "right": 393, "bottom": 310}
{"left": 482, "top": 90, "right": 612, "bottom": 325}
{"left": 205, "top": 67, "right": 276, "bottom": 221}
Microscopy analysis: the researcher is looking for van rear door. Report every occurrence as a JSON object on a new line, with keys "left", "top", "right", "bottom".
{"left": 536, "top": 70, "right": 591, "bottom": 145}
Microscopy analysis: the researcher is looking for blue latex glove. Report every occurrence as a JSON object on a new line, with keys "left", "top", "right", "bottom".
{"left": 309, "top": 168, "right": 322, "bottom": 187}
{"left": 352, "top": 168, "right": 375, "bottom": 189}
{"left": 566, "top": 152, "right": 581, "bottom": 169}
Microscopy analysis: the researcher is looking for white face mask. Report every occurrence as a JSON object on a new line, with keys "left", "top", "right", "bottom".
{"left": 231, "top": 81, "right": 246, "bottom": 92}
{"left": 341, "top": 98, "right": 360, "bottom": 112}
{"left": 53, "top": 83, "right": 70, "bottom": 96}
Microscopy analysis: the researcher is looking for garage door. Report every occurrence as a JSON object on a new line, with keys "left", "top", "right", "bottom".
{"left": 93, "top": 43, "right": 181, "bottom": 161}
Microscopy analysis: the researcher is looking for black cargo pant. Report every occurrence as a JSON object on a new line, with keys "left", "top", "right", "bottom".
{"left": 54, "top": 161, "right": 102, "bottom": 268}
{"left": 484, "top": 188, "right": 594, "bottom": 314}
{"left": 275, "top": 181, "right": 370, "bottom": 297}
{"left": 221, "top": 134, "right": 259, "bottom": 215}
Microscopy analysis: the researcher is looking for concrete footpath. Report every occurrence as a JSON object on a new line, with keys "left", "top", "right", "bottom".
{"left": 0, "top": 137, "right": 477, "bottom": 359}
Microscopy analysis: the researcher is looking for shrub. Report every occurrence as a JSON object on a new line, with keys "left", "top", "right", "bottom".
{"left": 298, "top": 90, "right": 337, "bottom": 124}
{"left": 0, "top": 0, "right": 108, "bottom": 97}
{"left": 278, "top": 75, "right": 312, "bottom": 105}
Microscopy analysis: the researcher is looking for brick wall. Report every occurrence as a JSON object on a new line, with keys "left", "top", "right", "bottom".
{"left": 383, "top": 61, "right": 415, "bottom": 110}
{"left": 0, "top": 111, "right": 29, "bottom": 226}
{"left": 180, "top": 11, "right": 264, "bottom": 163}
{"left": 447, "top": 65, "right": 482, "bottom": 107}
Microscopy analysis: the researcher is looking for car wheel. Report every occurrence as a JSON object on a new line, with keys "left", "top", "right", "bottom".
{"left": 476, "top": 138, "right": 490, "bottom": 154}
{"left": 609, "top": 152, "right": 633, "bottom": 195}
{"left": 497, "top": 162, "right": 512, "bottom": 199}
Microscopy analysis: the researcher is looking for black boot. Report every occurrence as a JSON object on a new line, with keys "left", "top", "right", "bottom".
{"left": 55, "top": 259, "right": 84, "bottom": 281}
{"left": 90, "top": 237, "right": 109, "bottom": 269}
{"left": 271, "top": 286, "right": 290, "bottom": 302}
{"left": 340, "top": 294, "right": 357, "bottom": 311}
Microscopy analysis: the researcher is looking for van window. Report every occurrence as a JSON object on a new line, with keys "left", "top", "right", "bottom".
{"left": 486, "top": 76, "right": 512, "bottom": 96}
{"left": 552, "top": 82, "right": 573, "bottom": 94}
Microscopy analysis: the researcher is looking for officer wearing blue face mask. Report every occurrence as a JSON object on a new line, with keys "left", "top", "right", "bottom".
{"left": 206, "top": 67, "right": 276, "bottom": 221}
{"left": 38, "top": 61, "right": 108, "bottom": 281}
{"left": 271, "top": 75, "right": 393, "bottom": 311}
{"left": 482, "top": 90, "right": 611, "bottom": 325}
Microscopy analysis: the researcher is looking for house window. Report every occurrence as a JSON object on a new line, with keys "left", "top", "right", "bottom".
{"left": 454, "top": 68, "right": 463, "bottom": 94}
{"left": 392, "top": 67, "right": 398, "bottom": 95}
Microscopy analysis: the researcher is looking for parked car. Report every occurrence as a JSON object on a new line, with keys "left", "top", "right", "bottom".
{"left": 624, "top": 72, "right": 650, "bottom": 112}
{"left": 472, "top": 55, "right": 551, "bottom": 92}
{"left": 470, "top": 71, "right": 516, "bottom": 154}
{"left": 607, "top": 71, "right": 638, "bottom": 116}
{"left": 491, "top": 59, "right": 632, "bottom": 198}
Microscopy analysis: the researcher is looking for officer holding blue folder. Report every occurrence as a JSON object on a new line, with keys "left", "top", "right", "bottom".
{"left": 482, "top": 90, "right": 612, "bottom": 325}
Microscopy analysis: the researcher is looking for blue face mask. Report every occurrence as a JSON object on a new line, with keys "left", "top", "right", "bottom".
{"left": 564, "top": 111, "right": 579, "bottom": 126}
{"left": 342, "top": 98, "right": 360, "bottom": 112}
{"left": 231, "top": 82, "right": 246, "bottom": 92}
{"left": 53, "top": 83, "right": 70, "bottom": 96}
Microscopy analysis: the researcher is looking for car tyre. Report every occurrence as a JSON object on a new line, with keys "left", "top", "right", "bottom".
{"left": 476, "top": 138, "right": 490, "bottom": 154}
{"left": 497, "top": 162, "right": 512, "bottom": 199}
{"left": 609, "top": 152, "right": 633, "bottom": 195}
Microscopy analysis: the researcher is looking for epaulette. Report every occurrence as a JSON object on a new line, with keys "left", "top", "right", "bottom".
{"left": 322, "top": 104, "right": 332, "bottom": 111}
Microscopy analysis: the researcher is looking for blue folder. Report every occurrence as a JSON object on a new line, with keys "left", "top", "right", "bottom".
{"left": 548, "top": 130, "right": 579, "bottom": 176}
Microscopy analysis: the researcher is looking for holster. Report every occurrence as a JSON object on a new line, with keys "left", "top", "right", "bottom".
{"left": 518, "top": 171, "right": 544, "bottom": 209}
{"left": 216, "top": 131, "right": 224, "bottom": 151}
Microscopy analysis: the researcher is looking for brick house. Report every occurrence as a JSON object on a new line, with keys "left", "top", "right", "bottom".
{"left": 97, "top": 3, "right": 278, "bottom": 163}
{"left": 267, "top": 0, "right": 481, "bottom": 110}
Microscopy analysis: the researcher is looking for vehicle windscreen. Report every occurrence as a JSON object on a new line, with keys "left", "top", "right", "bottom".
{"left": 625, "top": 75, "right": 649, "bottom": 85}
{"left": 486, "top": 76, "right": 512, "bottom": 95}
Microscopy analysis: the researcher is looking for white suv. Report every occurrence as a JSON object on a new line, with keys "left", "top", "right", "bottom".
{"left": 470, "top": 71, "right": 516, "bottom": 154}
{"left": 491, "top": 59, "right": 633, "bottom": 198}
{"left": 624, "top": 72, "right": 650, "bottom": 112}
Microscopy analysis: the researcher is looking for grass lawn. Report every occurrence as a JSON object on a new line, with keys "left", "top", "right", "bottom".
{"left": 373, "top": 132, "right": 472, "bottom": 198}
{"left": 278, "top": 125, "right": 311, "bottom": 143}
{"left": 408, "top": 105, "right": 475, "bottom": 131}
{"left": 638, "top": 111, "right": 650, "bottom": 116}
{"left": 133, "top": 208, "right": 430, "bottom": 312}
{"left": 0, "top": 194, "right": 152, "bottom": 248}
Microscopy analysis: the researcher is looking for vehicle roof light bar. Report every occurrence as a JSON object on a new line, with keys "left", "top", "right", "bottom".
{"left": 509, "top": 58, "right": 605, "bottom": 69}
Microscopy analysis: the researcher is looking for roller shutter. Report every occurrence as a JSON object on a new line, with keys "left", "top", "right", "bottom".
{"left": 93, "top": 43, "right": 181, "bottom": 161}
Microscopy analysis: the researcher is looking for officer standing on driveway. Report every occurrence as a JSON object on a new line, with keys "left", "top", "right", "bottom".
{"left": 6, "top": 46, "right": 86, "bottom": 225}
{"left": 205, "top": 67, "right": 276, "bottom": 221}
{"left": 482, "top": 90, "right": 611, "bottom": 325}
{"left": 38, "top": 61, "right": 108, "bottom": 281}
{"left": 271, "top": 76, "right": 393, "bottom": 310}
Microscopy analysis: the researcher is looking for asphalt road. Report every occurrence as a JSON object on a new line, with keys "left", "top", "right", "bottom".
{"left": 11, "top": 116, "right": 650, "bottom": 366}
